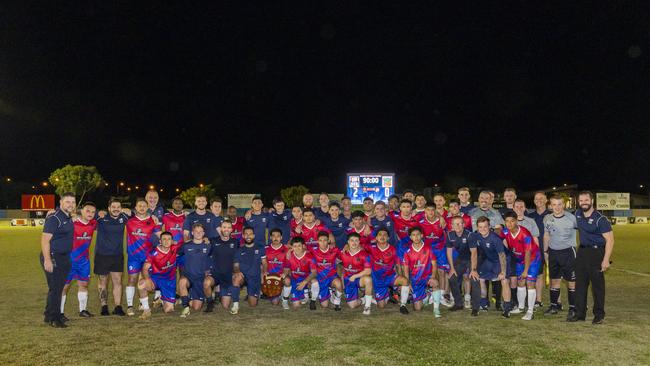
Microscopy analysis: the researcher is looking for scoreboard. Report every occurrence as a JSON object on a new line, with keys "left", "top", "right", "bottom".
{"left": 346, "top": 173, "right": 395, "bottom": 204}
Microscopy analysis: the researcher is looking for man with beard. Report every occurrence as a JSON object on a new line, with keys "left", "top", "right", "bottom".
{"left": 231, "top": 227, "right": 268, "bottom": 313}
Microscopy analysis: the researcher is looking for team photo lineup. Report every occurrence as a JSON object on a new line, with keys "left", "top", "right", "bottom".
{"left": 40, "top": 186, "right": 614, "bottom": 327}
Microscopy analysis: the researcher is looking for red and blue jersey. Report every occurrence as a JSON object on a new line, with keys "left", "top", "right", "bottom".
{"left": 338, "top": 249, "right": 371, "bottom": 280}
{"left": 402, "top": 244, "right": 436, "bottom": 284}
{"left": 70, "top": 219, "right": 97, "bottom": 262}
{"left": 369, "top": 244, "right": 398, "bottom": 279}
{"left": 265, "top": 243, "right": 289, "bottom": 275}
{"left": 503, "top": 226, "right": 540, "bottom": 263}
{"left": 445, "top": 212, "right": 473, "bottom": 231}
{"left": 146, "top": 244, "right": 181, "bottom": 280}
{"left": 230, "top": 216, "right": 246, "bottom": 242}
{"left": 310, "top": 246, "right": 340, "bottom": 282}
{"left": 419, "top": 217, "right": 446, "bottom": 250}
{"left": 413, "top": 210, "right": 426, "bottom": 221}
{"left": 392, "top": 214, "right": 420, "bottom": 241}
{"left": 126, "top": 216, "right": 161, "bottom": 258}
{"left": 284, "top": 251, "right": 316, "bottom": 282}
{"left": 295, "top": 222, "right": 331, "bottom": 251}
{"left": 345, "top": 225, "right": 374, "bottom": 251}
{"left": 162, "top": 212, "right": 186, "bottom": 244}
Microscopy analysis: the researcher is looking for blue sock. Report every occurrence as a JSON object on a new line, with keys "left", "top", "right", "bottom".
{"left": 230, "top": 286, "right": 240, "bottom": 302}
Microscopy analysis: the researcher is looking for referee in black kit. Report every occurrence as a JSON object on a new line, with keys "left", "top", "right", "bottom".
{"left": 40, "top": 192, "right": 76, "bottom": 328}
{"left": 568, "top": 191, "right": 615, "bottom": 325}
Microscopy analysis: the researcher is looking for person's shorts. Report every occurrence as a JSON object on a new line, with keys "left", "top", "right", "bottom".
{"left": 372, "top": 272, "right": 397, "bottom": 301}
{"left": 506, "top": 254, "right": 517, "bottom": 278}
{"left": 432, "top": 246, "right": 449, "bottom": 271}
{"left": 94, "top": 254, "right": 124, "bottom": 275}
{"left": 548, "top": 247, "right": 577, "bottom": 281}
{"left": 186, "top": 274, "right": 206, "bottom": 301}
{"left": 127, "top": 254, "right": 146, "bottom": 275}
{"left": 344, "top": 277, "right": 362, "bottom": 302}
{"left": 411, "top": 279, "right": 430, "bottom": 302}
{"left": 290, "top": 277, "right": 309, "bottom": 302}
{"left": 66, "top": 258, "right": 90, "bottom": 284}
{"left": 150, "top": 274, "right": 176, "bottom": 303}
{"left": 241, "top": 273, "right": 261, "bottom": 298}
{"left": 211, "top": 271, "right": 233, "bottom": 297}
{"left": 479, "top": 260, "right": 503, "bottom": 281}
{"left": 516, "top": 257, "right": 541, "bottom": 282}
{"left": 317, "top": 276, "right": 336, "bottom": 301}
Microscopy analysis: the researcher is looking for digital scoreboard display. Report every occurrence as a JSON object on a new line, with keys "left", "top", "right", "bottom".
{"left": 346, "top": 173, "right": 395, "bottom": 204}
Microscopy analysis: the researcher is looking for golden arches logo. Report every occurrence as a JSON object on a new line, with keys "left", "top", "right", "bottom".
{"left": 30, "top": 195, "right": 46, "bottom": 209}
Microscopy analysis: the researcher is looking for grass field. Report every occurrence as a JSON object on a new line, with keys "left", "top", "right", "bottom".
{"left": 0, "top": 224, "right": 649, "bottom": 365}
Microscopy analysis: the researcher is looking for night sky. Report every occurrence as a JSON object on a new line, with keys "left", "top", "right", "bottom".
{"left": 1, "top": 3, "right": 649, "bottom": 198}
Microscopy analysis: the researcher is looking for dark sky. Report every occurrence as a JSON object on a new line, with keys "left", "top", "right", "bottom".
{"left": 1, "top": 3, "right": 649, "bottom": 196}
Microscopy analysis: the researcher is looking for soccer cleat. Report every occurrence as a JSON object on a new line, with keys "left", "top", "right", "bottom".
{"left": 556, "top": 302, "right": 563, "bottom": 311}
{"left": 180, "top": 307, "right": 190, "bottom": 318}
{"left": 334, "top": 305, "right": 341, "bottom": 312}
{"left": 440, "top": 297, "right": 453, "bottom": 308}
{"left": 204, "top": 301, "right": 215, "bottom": 313}
{"left": 464, "top": 299, "right": 471, "bottom": 309}
{"left": 566, "top": 315, "right": 585, "bottom": 322}
{"left": 139, "top": 310, "right": 152, "bottom": 320}
{"left": 479, "top": 305, "right": 488, "bottom": 312}
{"left": 471, "top": 309, "right": 479, "bottom": 317}
{"left": 282, "top": 299, "right": 290, "bottom": 310}
{"left": 152, "top": 298, "right": 163, "bottom": 309}
{"left": 309, "top": 300, "right": 316, "bottom": 310}
{"left": 60, "top": 314, "right": 69, "bottom": 323}
{"left": 49, "top": 319, "right": 67, "bottom": 328}
{"left": 534, "top": 301, "right": 543, "bottom": 309}
{"left": 510, "top": 307, "right": 523, "bottom": 314}
{"left": 79, "top": 310, "right": 93, "bottom": 318}
{"left": 230, "top": 304, "right": 239, "bottom": 315}
{"left": 362, "top": 307, "right": 371, "bottom": 316}
{"left": 592, "top": 317, "right": 604, "bottom": 325}
{"left": 100, "top": 305, "right": 109, "bottom": 316}
{"left": 434, "top": 308, "right": 442, "bottom": 318}
{"left": 501, "top": 310, "right": 511, "bottom": 319}
{"left": 544, "top": 306, "right": 558, "bottom": 315}
{"left": 399, "top": 305, "right": 409, "bottom": 315}
{"left": 112, "top": 306, "right": 126, "bottom": 316}
{"left": 566, "top": 309, "right": 576, "bottom": 321}
{"left": 495, "top": 302, "right": 503, "bottom": 311}
{"left": 127, "top": 306, "right": 135, "bottom": 316}
{"left": 522, "top": 311, "right": 534, "bottom": 321}
{"left": 449, "top": 304, "right": 464, "bottom": 312}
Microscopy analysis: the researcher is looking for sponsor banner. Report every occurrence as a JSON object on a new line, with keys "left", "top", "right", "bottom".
{"left": 633, "top": 217, "right": 648, "bottom": 224}
{"left": 596, "top": 193, "right": 630, "bottom": 210}
{"left": 227, "top": 194, "right": 259, "bottom": 209}
{"left": 612, "top": 217, "right": 628, "bottom": 225}
{"left": 21, "top": 194, "right": 55, "bottom": 211}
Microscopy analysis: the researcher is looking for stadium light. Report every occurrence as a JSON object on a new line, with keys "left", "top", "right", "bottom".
{"left": 104, "top": 182, "right": 109, "bottom": 187}
{"left": 31, "top": 185, "right": 36, "bottom": 189}
{"left": 42, "top": 182, "right": 48, "bottom": 187}
{"left": 563, "top": 183, "right": 567, "bottom": 187}
{"left": 135, "top": 185, "right": 140, "bottom": 190}
{"left": 199, "top": 183, "right": 204, "bottom": 188}
{"left": 5, "top": 177, "right": 11, "bottom": 182}
{"left": 552, "top": 186, "right": 556, "bottom": 190}
{"left": 149, "top": 185, "right": 155, "bottom": 190}
{"left": 175, "top": 188, "right": 180, "bottom": 192}
{"left": 159, "top": 188, "right": 164, "bottom": 192}
{"left": 119, "top": 182, "right": 125, "bottom": 187}
{"left": 640, "top": 184, "right": 644, "bottom": 188}
{"left": 127, "top": 187, "right": 132, "bottom": 191}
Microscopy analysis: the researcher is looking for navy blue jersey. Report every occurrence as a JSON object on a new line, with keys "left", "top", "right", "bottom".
{"left": 147, "top": 204, "right": 166, "bottom": 222}
{"left": 184, "top": 211, "right": 218, "bottom": 239}
{"left": 470, "top": 232, "right": 504, "bottom": 264}
{"left": 323, "top": 216, "right": 351, "bottom": 249}
{"left": 446, "top": 229, "right": 473, "bottom": 261}
{"left": 371, "top": 216, "right": 398, "bottom": 244}
{"left": 459, "top": 203, "right": 475, "bottom": 215}
{"left": 575, "top": 209, "right": 612, "bottom": 247}
{"left": 246, "top": 212, "right": 269, "bottom": 247}
{"left": 95, "top": 212, "right": 129, "bottom": 256}
{"left": 314, "top": 208, "right": 331, "bottom": 221}
{"left": 234, "top": 245, "right": 266, "bottom": 276}
{"left": 526, "top": 209, "right": 550, "bottom": 244}
{"left": 268, "top": 209, "right": 292, "bottom": 243}
{"left": 43, "top": 209, "right": 74, "bottom": 254}
{"left": 209, "top": 237, "right": 239, "bottom": 274}
{"left": 178, "top": 241, "right": 212, "bottom": 277}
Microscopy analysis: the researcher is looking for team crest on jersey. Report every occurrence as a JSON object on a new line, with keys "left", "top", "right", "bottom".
{"left": 255, "top": 249, "right": 259, "bottom": 255}
{"left": 202, "top": 248, "right": 207, "bottom": 253}
{"left": 462, "top": 238, "right": 467, "bottom": 243}
{"left": 207, "top": 218, "right": 211, "bottom": 223}
{"left": 229, "top": 243, "right": 235, "bottom": 248}
{"left": 486, "top": 242, "right": 491, "bottom": 248}
{"left": 262, "top": 218, "right": 266, "bottom": 223}
{"left": 119, "top": 218, "right": 124, "bottom": 223}
{"left": 588, "top": 219, "right": 593, "bottom": 224}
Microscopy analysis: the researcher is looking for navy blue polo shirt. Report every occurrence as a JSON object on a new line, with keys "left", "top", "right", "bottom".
{"left": 469, "top": 231, "right": 504, "bottom": 264}
{"left": 147, "top": 204, "right": 166, "bottom": 221}
{"left": 268, "top": 209, "right": 292, "bottom": 243}
{"left": 210, "top": 236, "right": 239, "bottom": 274}
{"left": 323, "top": 215, "right": 352, "bottom": 249}
{"left": 178, "top": 241, "right": 212, "bottom": 278}
{"left": 371, "top": 216, "right": 398, "bottom": 245}
{"left": 246, "top": 212, "right": 269, "bottom": 247}
{"left": 315, "top": 207, "right": 331, "bottom": 220}
{"left": 526, "top": 209, "right": 550, "bottom": 244}
{"left": 42, "top": 209, "right": 74, "bottom": 254}
{"left": 575, "top": 209, "right": 612, "bottom": 247}
{"left": 184, "top": 211, "right": 218, "bottom": 239}
{"left": 234, "top": 244, "right": 266, "bottom": 276}
{"left": 95, "top": 212, "right": 129, "bottom": 256}
{"left": 459, "top": 203, "right": 475, "bottom": 215}
{"left": 446, "top": 229, "right": 473, "bottom": 261}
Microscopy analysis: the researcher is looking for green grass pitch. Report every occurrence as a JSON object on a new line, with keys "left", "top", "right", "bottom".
{"left": 0, "top": 224, "right": 649, "bottom": 365}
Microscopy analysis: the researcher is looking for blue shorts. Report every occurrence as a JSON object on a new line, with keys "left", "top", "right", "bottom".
{"left": 211, "top": 271, "right": 233, "bottom": 297}
{"left": 176, "top": 255, "right": 185, "bottom": 268}
{"left": 372, "top": 272, "right": 397, "bottom": 301}
{"left": 411, "top": 280, "right": 429, "bottom": 302}
{"left": 66, "top": 258, "right": 90, "bottom": 284}
{"left": 186, "top": 275, "right": 205, "bottom": 301}
{"left": 151, "top": 274, "right": 176, "bottom": 303}
{"left": 344, "top": 277, "right": 362, "bottom": 302}
{"left": 290, "top": 277, "right": 308, "bottom": 302}
{"left": 516, "top": 257, "right": 541, "bottom": 282}
{"left": 318, "top": 276, "right": 335, "bottom": 301}
{"left": 479, "top": 260, "right": 502, "bottom": 281}
{"left": 242, "top": 273, "right": 261, "bottom": 298}
{"left": 127, "top": 254, "right": 146, "bottom": 275}
{"left": 432, "top": 247, "right": 449, "bottom": 271}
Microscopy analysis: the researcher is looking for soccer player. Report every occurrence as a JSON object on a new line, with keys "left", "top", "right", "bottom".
{"left": 499, "top": 188, "right": 517, "bottom": 217}
{"left": 413, "top": 194, "right": 427, "bottom": 217}
{"left": 446, "top": 216, "right": 479, "bottom": 311}
{"left": 341, "top": 196, "right": 353, "bottom": 220}
{"left": 445, "top": 200, "right": 473, "bottom": 231}
{"left": 472, "top": 217, "right": 511, "bottom": 317}
{"left": 362, "top": 197, "right": 375, "bottom": 219}
{"left": 526, "top": 191, "right": 551, "bottom": 306}
{"left": 145, "top": 189, "right": 166, "bottom": 221}
{"left": 433, "top": 194, "right": 448, "bottom": 217}
{"left": 268, "top": 197, "right": 292, "bottom": 244}
{"left": 392, "top": 200, "right": 421, "bottom": 259}
{"left": 402, "top": 190, "right": 416, "bottom": 203}
{"left": 401, "top": 227, "right": 442, "bottom": 317}
{"left": 231, "top": 227, "right": 267, "bottom": 313}
{"left": 163, "top": 197, "right": 186, "bottom": 244}
{"left": 302, "top": 193, "right": 315, "bottom": 209}
{"left": 61, "top": 202, "right": 97, "bottom": 318}
{"left": 282, "top": 237, "right": 318, "bottom": 309}
{"left": 369, "top": 228, "right": 410, "bottom": 314}
{"left": 209, "top": 197, "right": 226, "bottom": 227}
{"left": 503, "top": 212, "right": 540, "bottom": 320}
{"left": 457, "top": 187, "right": 475, "bottom": 215}
{"left": 246, "top": 197, "right": 269, "bottom": 247}
{"left": 293, "top": 208, "right": 332, "bottom": 251}
{"left": 338, "top": 233, "right": 373, "bottom": 315}
{"left": 183, "top": 194, "right": 218, "bottom": 241}
{"left": 387, "top": 195, "right": 400, "bottom": 216}
{"left": 323, "top": 202, "right": 351, "bottom": 249}
{"left": 290, "top": 205, "right": 303, "bottom": 236}
{"left": 543, "top": 194, "right": 578, "bottom": 319}
{"left": 419, "top": 203, "right": 450, "bottom": 306}
{"left": 511, "top": 199, "right": 540, "bottom": 309}
{"left": 205, "top": 220, "right": 240, "bottom": 313}
{"left": 125, "top": 198, "right": 161, "bottom": 316}
{"left": 95, "top": 199, "right": 129, "bottom": 316}
{"left": 346, "top": 211, "right": 374, "bottom": 251}
{"left": 469, "top": 190, "right": 505, "bottom": 231}
{"left": 370, "top": 201, "right": 397, "bottom": 245}
{"left": 264, "top": 229, "right": 289, "bottom": 306}
{"left": 315, "top": 193, "right": 331, "bottom": 220}
{"left": 226, "top": 205, "right": 246, "bottom": 242}
{"left": 137, "top": 232, "right": 180, "bottom": 319}
{"left": 178, "top": 223, "right": 213, "bottom": 317}
{"left": 310, "top": 231, "right": 343, "bottom": 310}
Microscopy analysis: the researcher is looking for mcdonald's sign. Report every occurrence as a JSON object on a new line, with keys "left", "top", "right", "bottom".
{"left": 21, "top": 194, "right": 55, "bottom": 211}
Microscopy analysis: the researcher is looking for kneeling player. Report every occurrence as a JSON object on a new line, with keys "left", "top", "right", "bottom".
{"left": 338, "top": 233, "right": 373, "bottom": 315}
{"left": 310, "top": 231, "right": 343, "bottom": 310}
{"left": 178, "top": 224, "right": 213, "bottom": 317}
{"left": 231, "top": 227, "right": 268, "bottom": 314}
{"left": 282, "top": 237, "right": 318, "bottom": 309}
{"left": 503, "top": 212, "right": 540, "bottom": 320}
{"left": 264, "top": 229, "right": 289, "bottom": 306}
{"left": 402, "top": 227, "right": 442, "bottom": 317}
{"left": 369, "top": 228, "right": 410, "bottom": 314}
{"left": 137, "top": 232, "right": 180, "bottom": 319}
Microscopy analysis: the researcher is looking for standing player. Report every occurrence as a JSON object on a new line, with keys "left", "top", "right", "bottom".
{"left": 302, "top": 193, "right": 315, "bottom": 209}
{"left": 282, "top": 237, "right": 318, "bottom": 310}
{"left": 125, "top": 198, "right": 161, "bottom": 316}
{"left": 178, "top": 223, "right": 213, "bottom": 317}
{"left": 419, "top": 203, "right": 450, "bottom": 306}
{"left": 526, "top": 191, "right": 551, "bottom": 307}
{"left": 433, "top": 194, "right": 448, "bottom": 218}
{"left": 503, "top": 212, "right": 540, "bottom": 320}
{"left": 387, "top": 195, "right": 400, "bottom": 216}
{"left": 369, "top": 228, "right": 410, "bottom": 314}
{"left": 345, "top": 211, "right": 374, "bottom": 251}
{"left": 145, "top": 189, "right": 166, "bottom": 221}
{"left": 61, "top": 202, "right": 97, "bottom": 318}
{"left": 264, "top": 229, "right": 290, "bottom": 306}
{"left": 445, "top": 200, "right": 473, "bottom": 231}
{"left": 401, "top": 227, "right": 442, "bottom": 317}
{"left": 226, "top": 205, "right": 246, "bottom": 242}
{"left": 268, "top": 197, "right": 292, "bottom": 244}
{"left": 338, "top": 233, "right": 373, "bottom": 315}
{"left": 290, "top": 205, "right": 303, "bottom": 236}
{"left": 205, "top": 220, "right": 240, "bottom": 313}
{"left": 413, "top": 194, "right": 427, "bottom": 217}
{"left": 499, "top": 188, "right": 517, "bottom": 217}
{"left": 163, "top": 197, "right": 186, "bottom": 244}
{"left": 137, "top": 232, "right": 180, "bottom": 319}
{"left": 293, "top": 208, "right": 332, "bottom": 251}
{"left": 446, "top": 216, "right": 479, "bottom": 311}
{"left": 511, "top": 199, "right": 540, "bottom": 309}
{"left": 183, "top": 194, "right": 218, "bottom": 241}
{"left": 370, "top": 201, "right": 397, "bottom": 245}
{"left": 401, "top": 190, "right": 416, "bottom": 204}
{"left": 209, "top": 197, "right": 226, "bottom": 228}
{"left": 315, "top": 193, "right": 331, "bottom": 220}
{"left": 469, "top": 191, "right": 505, "bottom": 231}
{"left": 341, "top": 196, "right": 353, "bottom": 220}
{"left": 231, "top": 227, "right": 268, "bottom": 314}
{"left": 392, "top": 200, "right": 421, "bottom": 260}
{"left": 310, "top": 231, "right": 343, "bottom": 310}
{"left": 323, "top": 202, "right": 351, "bottom": 249}
{"left": 362, "top": 197, "right": 375, "bottom": 219}
{"left": 457, "top": 187, "right": 475, "bottom": 215}
{"left": 246, "top": 197, "right": 269, "bottom": 247}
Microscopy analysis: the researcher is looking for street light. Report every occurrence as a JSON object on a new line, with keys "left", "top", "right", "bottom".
{"left": 42, "top": 182, "right": 48, "bottom": 187}
{"left": 199, "top": 183, "right": 204, "bottom": 188}
{"left": 175, "top": 188, "right": 180, "bottom": 192}
{"left": 5, "top": 177, "right": 11, "bottom": 183}
{"left": 135, "top": 185, "right": 140, "bottom": 190}
{"left": 640, "top": 184, "right": 644, "bottom": 189}
{"left": 552, "top": 186, "right": 556, "bottom": 190}
{"left": 149, "top": 185, "right": 155, "bottom": 190}
{"left": 119, "top": 182, "right": 125, "bottom": 187}
{"left": 127, "top": 187, "right": 132, "bottom": 192}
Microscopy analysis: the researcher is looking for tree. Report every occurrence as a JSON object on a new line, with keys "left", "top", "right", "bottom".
{"left": 49, "top": 165, "right": 105, "bottom": 205}
{"left": 179, "top": 185, "right": 216, "bottom": 208}
{"left": 280, "top": 185, "right": 309, "bottom": 208}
